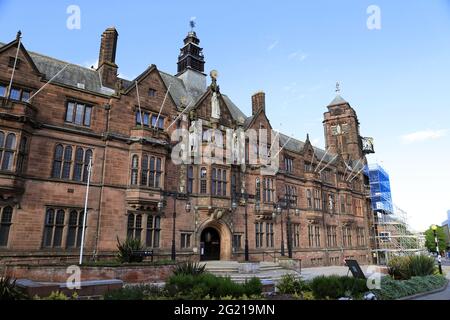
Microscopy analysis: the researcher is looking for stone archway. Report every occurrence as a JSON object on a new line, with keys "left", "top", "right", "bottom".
{"left": 198, "top": 219, "right": 232, "bottom": 261}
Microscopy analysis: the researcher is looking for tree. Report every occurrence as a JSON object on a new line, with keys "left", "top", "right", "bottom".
{"left": 424, "top": 226, "right": 446, "bottom": 254}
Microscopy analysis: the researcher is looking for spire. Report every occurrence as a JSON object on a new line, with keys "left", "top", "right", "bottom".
{"left": 177, "top": 20, "right": 205, "bottom": 75}
{"left": 306, "top": 133, "right": 310, "bottom": 144}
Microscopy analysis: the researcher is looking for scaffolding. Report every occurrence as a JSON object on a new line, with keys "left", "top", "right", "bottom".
{"left": 365, "top": 164, "right": 426, "bottom": 265}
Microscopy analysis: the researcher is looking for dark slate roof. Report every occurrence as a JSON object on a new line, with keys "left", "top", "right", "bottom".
{"left": 0, "top": 41, "right": 359, "bottom": 168}
{"left": 0, "top": 42, "right": 115, "bottom": 96}
{"left": 280, "top": 133, "right": 338, "bottom": 165}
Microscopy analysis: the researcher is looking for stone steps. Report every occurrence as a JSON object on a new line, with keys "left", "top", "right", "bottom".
{"left": 202, "top": 261, "right": 302, "bottom": 285}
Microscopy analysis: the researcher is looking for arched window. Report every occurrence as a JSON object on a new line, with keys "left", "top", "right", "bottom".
{"left": 66, "top": 210, "right": 85, "bottom": 249}
{"left": 62, "top": 146, "right": 73, "bottom": 179}
{"left": 131, "top": 155, "right": 139, "bottom": 185}
{"left": 1, "top": 133, "right": 16, "bottom": 171}
{"left": 53, "top": 210, "right": 65, "bottom": 247}
{"left": 52, "top": 145, "right": 64, "bottom": 178}
{"left": 0, "top": 206, "right": 13, "bottom": 246}
{"left": 200, "top": 168, "right": 207, "bottom": 194}
{"left": 211, "top": 168, "right": 217, "bottom": 195}
{"left": 43, "top": 208, "right": 55, "bottom": 247}
{"left": 83, "top": 149, "right": 93, "bottom": 182}
{"left": 253, "top": 178, "right": 259, "bottom": 201}
{"left": 126, "top": 213, "right": 142, "bottom": 240}
{"left": 222, "top": 170, "right": 227, "bottom": 196}
{"left": 17, "top": 136, "right": 28, "bottom": 174}
{"left": 73, "top": 148, "right": 84, "bottom": 181}
{"left": 187, "top": 166, "right": 194, "bottom": 194}
{"left": 141, "top": 155, "right": 149, "bottom": 186}
{"left": 66, "top": 210, "right": 79, "bottom": 248}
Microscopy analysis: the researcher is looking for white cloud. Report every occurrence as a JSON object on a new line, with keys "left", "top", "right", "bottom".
{"left": 288, "top": 50, "right": 308, "bottom": 61}
{"left": 267, "top": 40, "right": 279, "bottom": 51}
{"left": 401, "top": 129, "right": 447, "bottom": 144}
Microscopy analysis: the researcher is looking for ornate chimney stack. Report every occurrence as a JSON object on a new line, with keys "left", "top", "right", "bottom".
{"left": 252, "top": 91, "right": 266, "bottom": 115}
{"left": 97, "top": 27, "right": 118, "bottom": 89}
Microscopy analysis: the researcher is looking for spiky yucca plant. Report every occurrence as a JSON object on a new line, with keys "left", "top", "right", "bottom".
{"left": 116, "top": 237, "right": 144, "bottom": 263}
{"left": 0, "top": 276, "right": 27, "bottom": 300}
{"left": 173, "top": 261, "right": 206, "bottom": 276}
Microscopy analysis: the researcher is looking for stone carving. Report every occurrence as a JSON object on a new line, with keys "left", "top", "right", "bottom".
{"left": 210, "top": 70, "right": 221, "bottom": 119}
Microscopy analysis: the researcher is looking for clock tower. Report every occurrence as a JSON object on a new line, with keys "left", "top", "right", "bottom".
{"left": 323, "top": 93, "right": 363, "bottom": 162}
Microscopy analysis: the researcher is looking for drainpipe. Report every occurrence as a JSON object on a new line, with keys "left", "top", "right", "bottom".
{"left": 93, "top": 102, "right": 111, "bottom": 260}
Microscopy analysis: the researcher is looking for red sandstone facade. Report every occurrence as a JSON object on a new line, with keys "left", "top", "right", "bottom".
{"left": 0, "top": 28, "right": 373, "bottom": 267}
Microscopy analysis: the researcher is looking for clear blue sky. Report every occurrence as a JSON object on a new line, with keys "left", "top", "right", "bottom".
{"left": 1, "top": 0, "right": 449, "bottom": 231}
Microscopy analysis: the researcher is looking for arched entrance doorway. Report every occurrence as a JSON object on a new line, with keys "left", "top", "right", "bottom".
{"left": 200, "top": 227, "right": 221, "bottom": 261}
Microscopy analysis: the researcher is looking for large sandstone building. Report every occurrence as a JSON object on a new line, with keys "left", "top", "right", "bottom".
{"left": 0, "top": 27, "right": 375, "bottom": 267}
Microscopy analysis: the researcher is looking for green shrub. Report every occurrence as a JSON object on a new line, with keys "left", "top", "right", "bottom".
{"left": 173, "top": 261, "right": 206, "bottom": 276}
{"left": 116, "top": 237, "right": 144, "bottom": 263}
{"left": 165, "top": 273, "right": 262, "bottom": 300}
{"left": 0, "top": 276, "right": 27, "bottom": 300}
{"left": 388, "top": 255, "right": 436, "bottom": 280}
{"left": 104, "top": 284, "right": 166, "bottom": 300}
{"left": 311, "top": 275, "right": 367, "bottom": 300}
{"left": 276, "top": 274, "right": 310, "bottom": 295}
{"left": 408, "top": 255, "right": 436, "bottom": 277}
{"left": 374, "top": 275, "right": 447, "bottom": 300}
{"left": 243, "top": 277, "right": 263, "bottom": 296}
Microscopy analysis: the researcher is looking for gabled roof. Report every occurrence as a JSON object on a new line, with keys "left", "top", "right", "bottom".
{"left": 0, "top": 41, "right": 115, "bottom": 96}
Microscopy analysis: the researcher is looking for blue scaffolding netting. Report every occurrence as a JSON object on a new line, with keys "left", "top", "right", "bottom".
{"left": 364, "top": 164, "right": 394, "bottom": 214}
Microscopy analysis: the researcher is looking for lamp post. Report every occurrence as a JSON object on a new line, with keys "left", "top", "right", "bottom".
{"left": 158, "top": 191, "right": 191, "bottom": 261}
{"left": 431, "top": 225, "right": 443, "bottom": 275}
{"left": 232, "top": 192, "right": 258, "bottom": 262}
{"left": 273, "top": 203, "right": 285, "bottom": 257}
{"left": 273, "top": 194, "right": 298, "bottom": 259}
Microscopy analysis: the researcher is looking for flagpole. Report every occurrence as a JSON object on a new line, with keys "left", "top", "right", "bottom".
{"left": 79, "top": 157, "right": 92, "bottom": 265}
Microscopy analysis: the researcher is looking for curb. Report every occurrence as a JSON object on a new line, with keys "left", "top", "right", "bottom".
{"left": 398, "top": 279, "right": 449, "bottom": 300}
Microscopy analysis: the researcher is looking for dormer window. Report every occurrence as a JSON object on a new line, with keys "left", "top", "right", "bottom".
{"left": 8, "top": 57, "right": 21, "bottom": 69}
{"left": 148, "top": 89, "right": 156, "bottom": 97}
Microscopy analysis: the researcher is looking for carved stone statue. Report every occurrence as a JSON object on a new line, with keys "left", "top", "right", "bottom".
{"left": 211, "top": 92, "right": 220, "bottom": 119}
{"left": 210, "top": 70, "right": 221, "bottom": 119}
{"left": 189, "top": 120, "right": 201, "bottom": 154}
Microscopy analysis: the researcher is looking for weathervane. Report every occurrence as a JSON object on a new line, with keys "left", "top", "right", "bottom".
{"left": 190, "top": 18, "right": 196, "bottom": 32}
{"left": 335, "top": 82, "right": 341, "bottom": 94}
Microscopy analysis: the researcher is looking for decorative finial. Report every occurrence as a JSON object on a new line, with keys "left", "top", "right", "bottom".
{"left": 335, "top": 82, "right": 341, "bottom": 94}
{"left": 306, "top": 133, "right": 310, "bottom": 142}
{"left": 16, "top": 30, "right": 22, "bottom": 41}
{"left": 189, "top": 17, "right": 196, "bottom": 32}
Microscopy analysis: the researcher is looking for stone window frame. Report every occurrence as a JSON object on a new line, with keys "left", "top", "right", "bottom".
{"left": 265, "top": 223, "right": 274, "bottom": 248}
{"left": 65, "top": 101, "right": 93, "bottom": 127}
{"left": 130, "top": 153, "right": 164, "bottom": 189}
{"left": 262, "top": 177, "right": 274, "bottom": 203}
{"left": 308, "top": 224, "right": 321, "bottom": 248}
{"left": 51, "top": 144, "right": 93, "bottom": 183}
{"left": 211, "top": 167, "right": 227, "bottom": 197}
{"left": 199, "top": 167, "right": 207, "bottom": 194}
{"left": 326, "top": 225, "right": 338, "bottom": 247}
{"left": 0, "top": 131, "right": 17, "bottom": 172}
{"left": 42, "top": 207, "right": 87, "bottom": 250}
{"left": 180, "top": 232, "right": 193, "bottom": 249}
{"left": 187, "top": 166, "right": 194, "bottom": 194}
{"left": 146, "top": 215, "right": 161, "bottom": 248}
{"left": 232, "top": 233, "right": 242, "bottom": 251}
{"left": 255, "top": 222, "right": 264, "bottom": 248}
{"left": 292, "top": 223, "right": 300, "bottom": 248}
{"left": 135, "top": 109, "right": 165, "bottom": 130}
{"left": 284, "top": 155, "right": 294, "bottom": 173}
{"left": 0, "top": 206, "right": 14, "bottom": 247}
{"left": 342, "top": 226, "right": 353, "bottom": 248}
{"left": 0, "top": 82, "right": 31, "bottom": 102}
